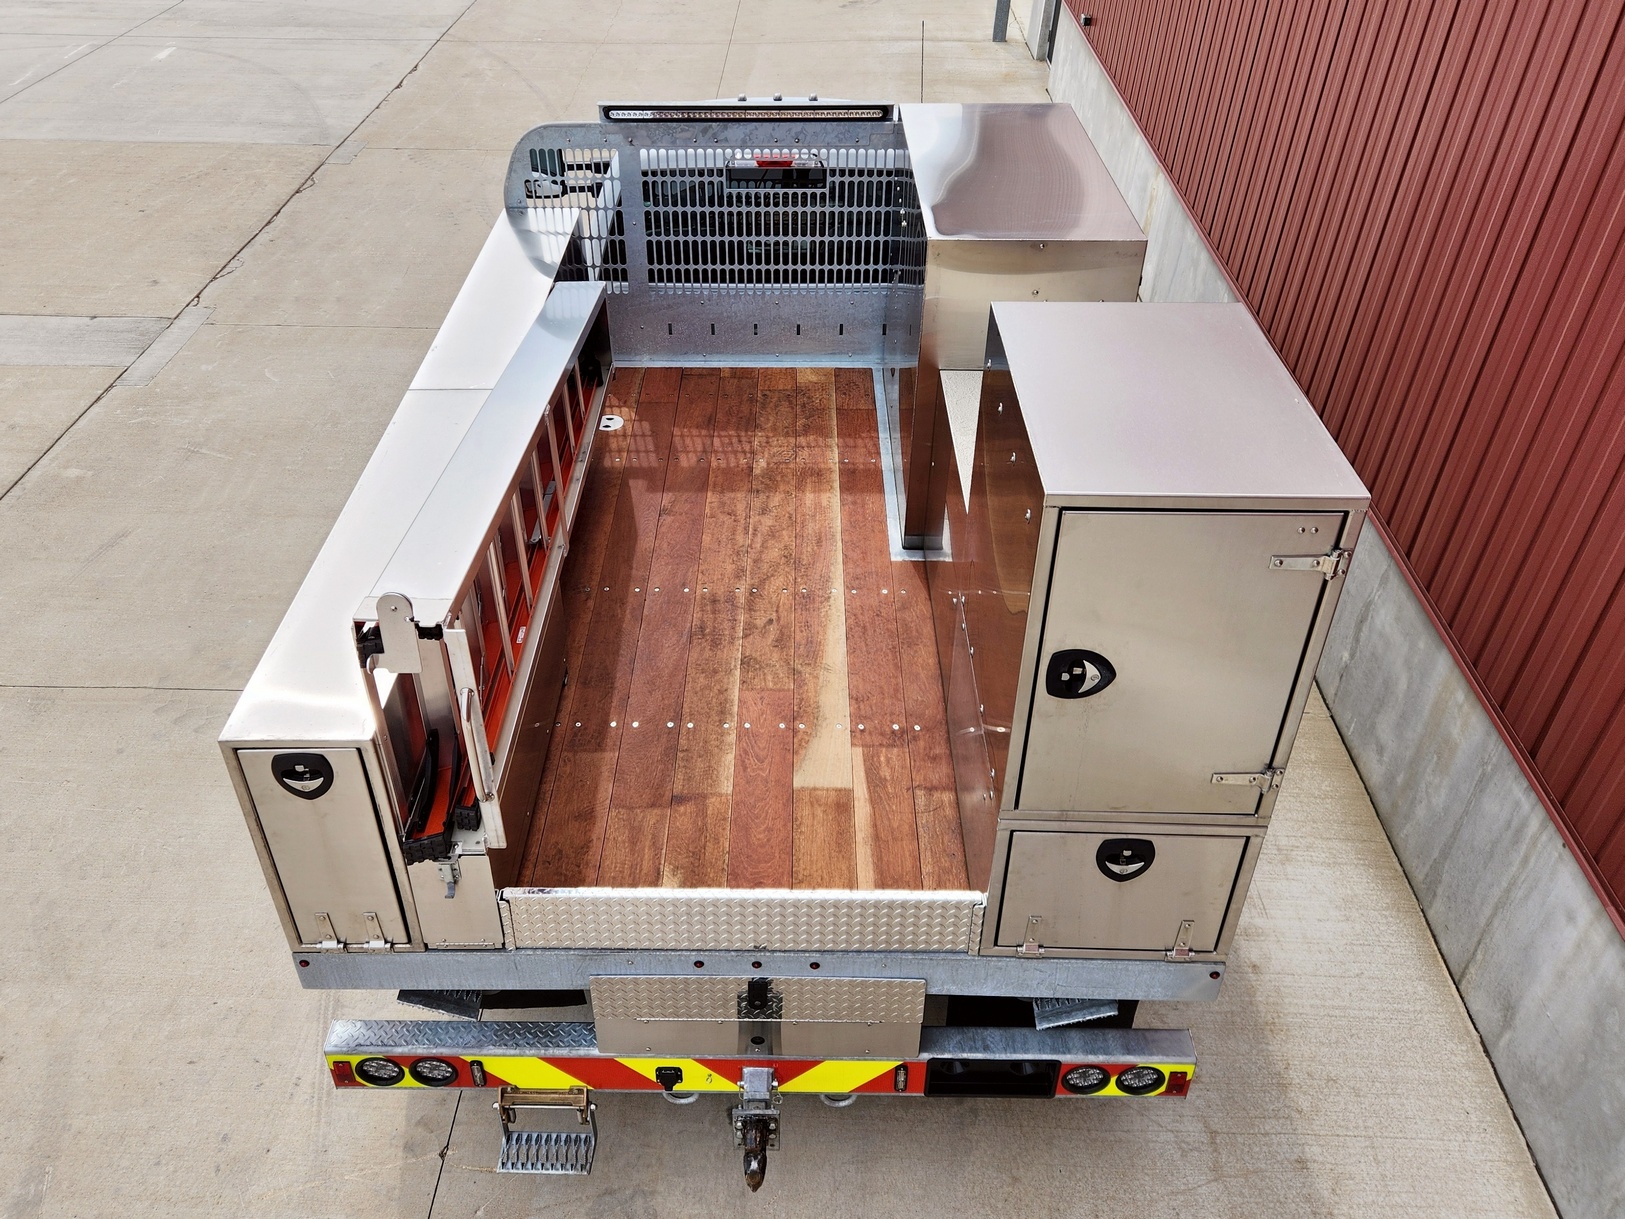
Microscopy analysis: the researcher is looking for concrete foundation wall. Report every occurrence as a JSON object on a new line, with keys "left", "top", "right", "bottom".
{"left": 1048, "top": 14, "right": 1625, "bottom": 1219}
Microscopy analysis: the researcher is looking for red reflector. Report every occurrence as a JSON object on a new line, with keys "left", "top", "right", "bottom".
{"left": 756, "top": 158, "right": 794, "bottom": 167}
{"left": 331, "top": 1060, "right": 358, "bottom": 1087}
{"left": 1164, "top": 1070, "right": 1190, "bottom": 1097}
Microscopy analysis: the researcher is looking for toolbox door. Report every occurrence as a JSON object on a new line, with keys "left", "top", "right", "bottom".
{"left": 1016, "top": 510, "right": 1340, "bottom": 814}
{"left": 239, "top": 748, "right": 409, "bottom": 947}
{"left": 996, "top": 830, "right": 1247, "bottom": 952}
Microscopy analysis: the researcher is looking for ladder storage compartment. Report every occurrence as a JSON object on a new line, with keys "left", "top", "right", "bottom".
{"left": 928, "top": 302, "right": 1369, "bottom": 958}
{"left": 357, "top": 284, "right": 612, "bottom": 917}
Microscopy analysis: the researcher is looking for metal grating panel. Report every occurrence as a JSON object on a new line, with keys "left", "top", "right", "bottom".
{"left": 500, "top": 889, "right": 985, "bottom": 952}
{"left": 499, "top": 1128, "right": 595, "bottom": 1174}
{"left": 638, "top": 146, "right": 923, "bottom": 291}
{"left": 521, "top": 146, "right": 627, "bottom": 291}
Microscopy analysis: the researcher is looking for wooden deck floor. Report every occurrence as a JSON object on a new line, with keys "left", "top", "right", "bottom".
{"left": 517, "top": 366, "right": 968, "bottom": 891}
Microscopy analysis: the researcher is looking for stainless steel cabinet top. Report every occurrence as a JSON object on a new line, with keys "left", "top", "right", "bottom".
{"left": 221, "top": 215, "right": 569, "bottom": 747}
{"left": 900, "top": 103, "right": 1142, "bottom": 243}
{"left": 361, "top": 281, "right": 605, "bottom": 625}
{"left": 990, "top": 301, "right": 1369, "bottom": 506}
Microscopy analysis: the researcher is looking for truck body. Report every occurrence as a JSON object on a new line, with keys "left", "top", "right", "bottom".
{"left": 220, "top": 100, "right": 1367, "bottom": 1187}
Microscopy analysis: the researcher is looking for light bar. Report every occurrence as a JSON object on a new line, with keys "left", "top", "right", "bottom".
{"left": 601, "top": 105, "right": 893, "bottom": 122}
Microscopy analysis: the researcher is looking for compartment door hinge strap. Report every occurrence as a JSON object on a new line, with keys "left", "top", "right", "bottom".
{"left": 1210, "top": 768, "right": 1284, "bottom": 791}
{"left": 1269, "top": 549, "right": 1351, "bottom": 579}
{"left": 1166, "top": 919, "right": 1196, "bottom": 961}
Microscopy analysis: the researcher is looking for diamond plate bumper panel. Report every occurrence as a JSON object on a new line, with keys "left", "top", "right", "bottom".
{"left": 590, "top": 975, "right": 925, "bottom": 1023}
{"left": 326, "top": 1019, "right": 597, "bottom": 1055}
{"left": 500, "top": 888, "right": 986, "bottom": 952}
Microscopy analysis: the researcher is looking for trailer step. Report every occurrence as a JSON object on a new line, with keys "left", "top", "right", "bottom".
{"left": 495, "top": 1086, "right": 597, "bottom": 1174}
{"left": 498, "top": 1127, "right": 597, "bottom": 1174}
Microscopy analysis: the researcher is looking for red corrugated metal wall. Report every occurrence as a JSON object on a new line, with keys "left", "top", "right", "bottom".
{"left": 1063, "top": 1, "right": 1625, "bottom": 919}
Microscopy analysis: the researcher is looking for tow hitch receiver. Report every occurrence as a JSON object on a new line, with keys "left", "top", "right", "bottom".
{"left": 729, "top": 1067, "right": 780, "bottom": 1191}
{"left": 494, "top": 1086, "right": 596, "bottom": 1175}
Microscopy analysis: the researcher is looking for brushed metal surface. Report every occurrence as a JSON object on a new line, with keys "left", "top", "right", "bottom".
{"left": 219, "top": 390, "right": 488, "bottom": 749}
{"left": 990, "top": 302, "right": 1370, "bottom": 506}
{"left": 902, "top": 103, "right": 1144, "bottom": 242}
{"left": 1018, "top": 509, "right": 1342, "bottom": 813}
{"left": 407, "top": 847, "right": 504, "bottom": 949}
{"left": 501, "top": 890, "right": 985, "bottom": 952}
{"left": 299, "top": 946, "right": 1225, "bottom": 999}
{"left": 995, "top": 829, "right": 1249, "bottom": 952}
{"left": 239, "top": 748, "right": 408, "bottom": 947}
{"left": 363, "top": 284, "right": 607, "bottom": 626}
{"left": 898, "top": 104, "right": 1145, "bottom": 542}
{"left": 590, "top": 976, "right": 925, "bottom": 1058}
{"left": 590, "top": 976, "right": 925, "bottom": 1023}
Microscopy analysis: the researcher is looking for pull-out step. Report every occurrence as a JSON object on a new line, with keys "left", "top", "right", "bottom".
{"left": 496, "top": 1087, "right": 597, "bottom": 1174}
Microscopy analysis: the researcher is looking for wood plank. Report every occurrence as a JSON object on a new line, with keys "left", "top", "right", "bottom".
{"left": 792, "top": 788, "right": 855, "bottom": 888}
{"left": 836, "top": 396, "right": 909, "bottom": 743}
{"left": 794, "top": 371, "right": 838, "bottom": 466}
{"left": 527, "top": 749, "right": 618, "bottom": 886}
{"left": 665, "top": 372, "right": 756, "bottom": 884}
{"left": 638, "top": 365, "right": 683, "bottom": 402}
{"left": 891, "top": 558, "right": 956, "bottom": 792}
{"left": 856, "top": 744, "right": 922, "bottom": 889}
{"left": 662, "top": 793, "right": 730, "bottom": 887}
{"left": 728, "top": 689, "right": 794, "bottom": 887}
{"left": 754, "top": 370, "right": 796, "bottom": 464}
{"left": 530, "top": 370, "right": 679, "bottom": 884}
{"left": 834, "top": 366, "right": 872, "bottom": 411}
{"left": 598, "top": 806, "right": 669, "bottom": 887}
{"left": 610, "top": 370, "right": 717, "bottom": 811}
{"left": 531, "top": 365, "right": 642, "bottom": 751}
{"left": 739, "top": 460, "right": 796, "bottom": 691}
{"left": 851, "top": 747, "right": 877, "bottom": 889}
{"left": 916, "top": 788, "right": 971, "bottom": 890}
{"left": 671, "top": 591, "right": 746, "bottom": 793}
{"left": 521, "top": 367, "right": 643, "bottom": 884}
{"left": 793, "top": 461, "right": 851, "bottom": 790}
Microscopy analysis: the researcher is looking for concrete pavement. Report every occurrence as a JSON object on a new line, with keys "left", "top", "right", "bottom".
{"left": 0, "top": 2, "right": 1557, "bottom": 1215}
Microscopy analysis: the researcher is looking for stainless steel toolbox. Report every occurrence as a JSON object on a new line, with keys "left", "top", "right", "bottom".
{"left": 926, "top": 301, "right": 1368, "bottom": 957}
{"left": 896, "top": 102, "right": 1146, "bottom": 545}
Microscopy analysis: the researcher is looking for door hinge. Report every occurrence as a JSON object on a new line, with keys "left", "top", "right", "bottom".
{"left": 1269, "top": 549, "right": 1351, "bottom": 579}
{"left": 1166, "top": 919, "right": 1196, "bottom": 961}
{"left": 1211, "top": 768, "right": 1285, "bottom": 792}
{"left": 1017, "top": 913, "right": 1045, "bottom": 957}
{"left": 313, "top": 911, "right": 343, "bottom": 951}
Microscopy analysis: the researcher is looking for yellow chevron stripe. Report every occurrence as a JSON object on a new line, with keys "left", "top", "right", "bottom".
{"left": 483, "top": 1057, "right": 588, "bottom": 1089}
{"left": 616, "top": 1058, "right": 738, "bottom": 1091}
{"left": 777, "top": 1060, "right": 900, "bottom": 1094}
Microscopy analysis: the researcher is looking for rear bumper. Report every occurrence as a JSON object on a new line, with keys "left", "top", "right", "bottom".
{"left": 324, "top": 1020, "right": 1196, "bottom": 1099}
{"left": 295, "top": 948, "right": 1225, "bottom": 1002}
